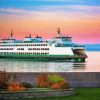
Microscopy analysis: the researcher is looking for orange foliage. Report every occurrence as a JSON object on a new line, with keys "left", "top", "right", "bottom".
{"left": 8, "top": 82, "right": 26, "bottom": 92}
{"left": 51, "top": 80, "right": 69, "bottom": 90}
{"left": 36, "top": 74, "right": 50, "bottom": 88}
{"left": 51, "top": 83, "right": 60, "bottom": 90}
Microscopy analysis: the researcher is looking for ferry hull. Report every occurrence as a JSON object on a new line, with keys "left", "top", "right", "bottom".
{"left": 0, "top": 54, "right": 87, "bottom": 62}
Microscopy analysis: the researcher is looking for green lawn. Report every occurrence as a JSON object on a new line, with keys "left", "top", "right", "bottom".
{"left": 18, "top": 88, "right": 100, "bottom": 100}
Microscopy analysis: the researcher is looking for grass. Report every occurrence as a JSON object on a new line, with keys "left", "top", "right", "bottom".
{"left": 18, "top": 88, "right": 100, "bottom": 100}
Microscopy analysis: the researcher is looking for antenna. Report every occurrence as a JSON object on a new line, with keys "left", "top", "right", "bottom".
{"left": 29, "top": 34, "right": 31, "bottom": 38}
{"left": 57, "top": 28, "right": 61, "bottom": 37}
{"left": 10, "top": 30, "right": 13, "bottom": 39}
{"left": 10, "top": 30, "right": 13, "bottom": 37}
{"left": 57, "top": 28, "right": 60, "bottom": 34}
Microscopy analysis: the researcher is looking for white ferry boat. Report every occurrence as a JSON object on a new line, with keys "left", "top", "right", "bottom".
{"left": 0, "top": 28, "right": 87, "bottom": 61}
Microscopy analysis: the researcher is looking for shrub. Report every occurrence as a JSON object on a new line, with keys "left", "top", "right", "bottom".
{"left": 48, "top": 74, "right": 64, "bottom": 84}
{"left": 36, "top": 74, "right": 50, "bottom": 88}
{"left": 0, "top": 71, "right": 11, "bottom": 89}
{"left": 51, "top": 83, "right": 60, "bottom": 90}
{"left": 8, "top": 82, "right": 26, "bottom": 92}
{"left": 59, "top": 80, "right": 69, "bottom": 89}
{"left": 36, "top": 73, "right": 69, "bottom": 90}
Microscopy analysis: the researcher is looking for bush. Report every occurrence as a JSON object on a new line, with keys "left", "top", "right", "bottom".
{"left": 8, "top": 82, "right": 26, "bottom": 92}
{"left": 36, "top": 73, "right": 69, "bottom": 90}
{"left": 51, "top": 83, "right": 60, "bottom": 90}
{"left": 48, "top": 74, "right": 64, "bottom": 84}
{"left": 0, "top": 71, "right": 11, "bottom": 89}
{"left": 36, "top": 74, "right": 50, "bottom": 88}
{"left": 59, "top": 80, "right": 69, "bottom": 89}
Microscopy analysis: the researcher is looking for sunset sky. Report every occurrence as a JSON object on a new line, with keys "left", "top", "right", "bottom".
{"left": 0, "top": 0, "right": 100, "bottom": 44}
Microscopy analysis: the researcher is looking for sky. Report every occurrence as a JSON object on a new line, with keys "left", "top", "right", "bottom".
{"left": 0, "top": 0, "right": 100, "bottom": 44}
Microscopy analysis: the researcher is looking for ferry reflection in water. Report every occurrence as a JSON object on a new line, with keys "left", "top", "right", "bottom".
{"left": 0, "top": 59, "right": 85, "bottom": 72}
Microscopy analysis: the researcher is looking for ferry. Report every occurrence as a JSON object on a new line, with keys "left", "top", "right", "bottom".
{"left": 0, "top": 28, "right": 87, "bottom": 61}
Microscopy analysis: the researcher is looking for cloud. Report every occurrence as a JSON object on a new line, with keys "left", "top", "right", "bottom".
{"left": 0, "top": 5, "right": 100, "bottom": 13}
{"left": 0, "top": 5, "right": 100, "bottom": 20}
{"left": 64, "top": 5, "right": 100, "bottom": 13}
{"left": 0, "top": 8, "right": 27, "bottom": 13}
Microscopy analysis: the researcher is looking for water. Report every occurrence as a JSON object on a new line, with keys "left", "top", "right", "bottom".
{"left": 0, "top": 52, "right": 100, "bottom": 72}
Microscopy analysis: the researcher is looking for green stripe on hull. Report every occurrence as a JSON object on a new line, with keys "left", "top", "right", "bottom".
{"left": 0, "top": 53, "right": 72, "bottom": 58}
{"left": 0, "top": 53, "right": 86, "bottom": 62}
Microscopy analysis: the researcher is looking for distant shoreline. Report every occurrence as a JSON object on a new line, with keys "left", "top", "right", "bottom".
{"left": 85, "top": 44, "right": 100, "bottom": 51}
{"left": 86, "top": 49, "right": 100, "bottom": 51}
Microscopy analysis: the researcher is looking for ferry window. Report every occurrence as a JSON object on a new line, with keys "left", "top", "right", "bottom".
{"left": 17, "top": 48, "right": 24, "bottom": 50}
{"left": 37, "top": 48, "right": 40, "bottom": 50}
{"left": 43, "top": 44, "right": 47, "bottom": 46}
{"left": 28, "top": 48, "right": 32, "bottom": 50}
{"left": 41, "top": 48, "right": 45, "bottom": 50}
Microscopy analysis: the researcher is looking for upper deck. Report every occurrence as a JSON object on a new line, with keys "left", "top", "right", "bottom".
{"left": 0, "top": 28, "right": 85, "bottom": 48}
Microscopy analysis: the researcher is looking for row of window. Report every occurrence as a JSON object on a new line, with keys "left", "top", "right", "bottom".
{"left": 0, "top": 48, "right": 13, "bottom": 50}
{"left": 28, "top": 48, "right": 49, "bottom": 50}
{"left": 0, "top": 48, "right": 49, "bottom": 51}
{"left": 0, "top": 44, "right": 48, "bottom": 47}
{"left": 0, "top": 52, "right": 49, "bottom": 55}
